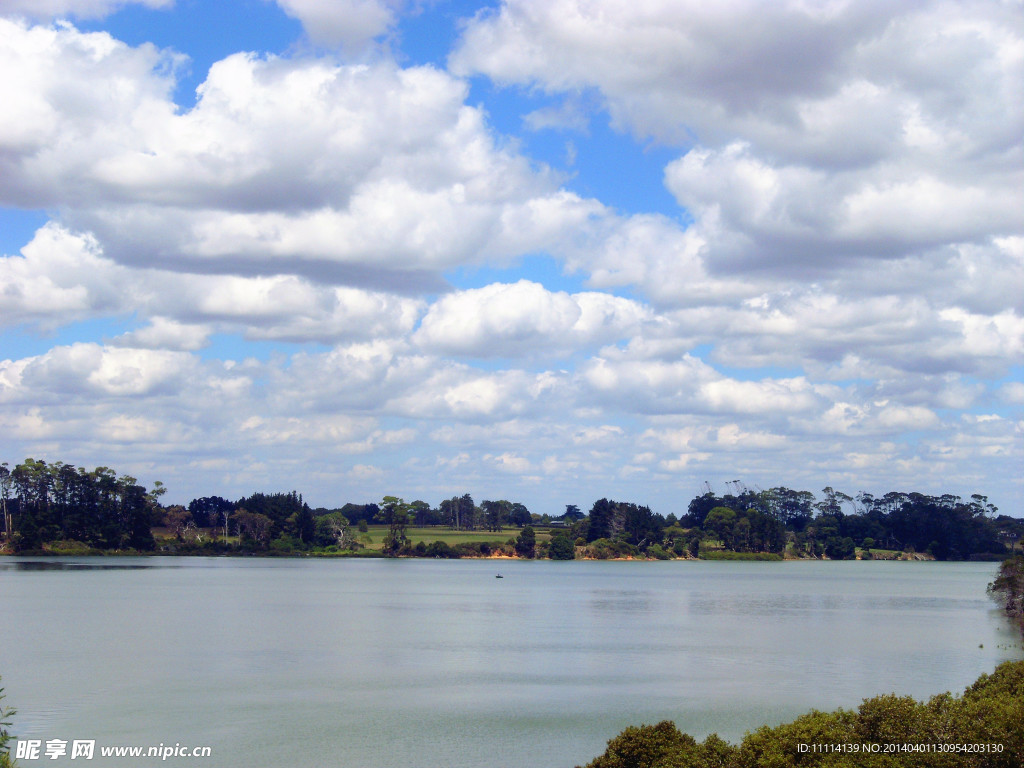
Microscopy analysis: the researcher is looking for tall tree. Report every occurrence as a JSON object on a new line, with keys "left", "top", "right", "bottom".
{"left": 376, "top": 496, "right": 412, "bottom": 555}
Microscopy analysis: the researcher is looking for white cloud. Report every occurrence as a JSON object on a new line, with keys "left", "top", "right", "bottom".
{"left": 0, "top": 5, "right": 1020, "bottom": 514}
{"left": 454, "top": 0, "right": 1024, "bottom": 313}
{"left": 112, "top": 317, "right": 211, "bottom": 351}
{"left": 999, "top": 382, "right": 1024, "bottom": 405}
{"left": 0, "top": 22, "right": 586, "bottom": 290}
{"left": 274, "top": 0, "right": 399, "bottom": 50}
{"left": 413, "top": 280, "right": 652, "bottom": 357}
{"left": 12, "top": 343, "right": 199, "bottom": 398}
{"left": 0, "top": 0, "right": 172, "bottom": 20}
{"left": 1, "top": 223, "right": 425, "bottom": 344}
{"left": 453, "top": 1, "right": 1022, "bottom": 163}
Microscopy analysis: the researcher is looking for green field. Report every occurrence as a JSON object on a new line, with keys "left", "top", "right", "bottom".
{"left": 359, "top": 525, "right": 550, "bottom": 550}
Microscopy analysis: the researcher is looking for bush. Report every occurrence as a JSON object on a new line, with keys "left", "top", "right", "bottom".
{"left": 645, "top": 544, "right": 671, "bottom": 560}
{"left": 699, "top": 550, "right": 783, "bottom": 561}
{"left": 43, "top": 539, "right": 100, "bottom": 556}
{"left": 548, "top": 534, "right": 576, "bottom": 560}
{"left": 269, "top": 535, "right": 304, "bottom": 552}
{"left": 426, "top": 541, "right": 458, "bottom": 558}
{"left": 585, "top": 538, "right": 639, "bottom": 560}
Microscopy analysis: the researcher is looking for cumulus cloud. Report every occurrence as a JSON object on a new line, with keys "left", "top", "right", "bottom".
{"left": 111, "top": 317, "right": 211, "bottom": 351}
{"left": 413, "top": 280, "right": 652, "bottom": 357}
{"left": 0, "top": 4, "right": 1020, "bottom": 512}
{"left": 274, "top": 0, "right": 400, "bottom": 51}
{"left": 0, "top": 0, "right": 172, "bottom": 20}
{"left": 0, "top": 20, "right": 584, "bottom": 290}
{"left": 454, "top": 0, "right": 1024, "bottom": 302}
{"left": 1, "top": 224, "right": 425, "bottom": 344}
{"left": 452, "top": 1, "right": 1022, "bottom": 160}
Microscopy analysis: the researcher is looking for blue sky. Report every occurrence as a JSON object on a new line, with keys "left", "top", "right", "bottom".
{"left": 1, "top": 0, "right": 1021, "bottom": 516}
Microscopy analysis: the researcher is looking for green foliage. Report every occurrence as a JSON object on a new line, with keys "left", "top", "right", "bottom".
{"left": 515, "top": 525, "right": 536, "bottom": 558}
{"left": 585, "top": 538, "right": 639, "bottom": 559}
{"left": 2, "top": 458, "right": 160, "bottom": 552}
{"left": 376, "top": 496, "right": 413, "bottom": 556}
{"left": 825, "top": 535, "right": 856, "bottom": 560}
{"left": 576, "top": 721, "right": 732, "bottom": 768}
{"left": 586, "top": 498, "right": 666, "bottom": 547}
{"left": 580, "top": 661, "right": 1024, "bottom": 768}
{"left": 269, "top": 534, "right": 304, "bottom": 552}
{"left": 548, "top": 532, "right": 576, "bottom": 560}
{"left": 988, "top": 556, "right": 1024, "bottom": 632}
{"left": 645, "top": 544, "right": 671, "bottom": 560}
{"left": 43, "top": 539, "right": 101, "bottom": 555}
{"left": 699, "top": 550, "right": 783, "bottom": 561}
{"left": 426, "top": 540, "right": 458, "bottom": 558}
{"left": 234, "top": 491, "right": 307, "bottom": 541}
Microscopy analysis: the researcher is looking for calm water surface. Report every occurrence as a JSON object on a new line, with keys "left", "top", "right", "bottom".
{"left": 2, "top": 557, "right": 1021, "bottom": 767}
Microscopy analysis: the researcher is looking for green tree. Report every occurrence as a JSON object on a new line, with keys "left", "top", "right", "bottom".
{"left": 515, "top": 525, "right": 535, "bottom": 558}
{"left": 293, "top": 506, "right": 316, "bottom": 545}
{"left": 703, "top": 507, "right": 736, "bottom": 550}
{"left": 989, "top": 556, "right": 1024, "bottom": 633}
{"left": 548, "top": 532, "right": 575, "bottom": 560}
{"left": 376, "top": 496, "right": 412, "bottom": 555}
{"left": 509, "top": 502, "right": 532, "bottom": 527}
{"left": 233, "top": 509, "right": 273, "bottom": 546}
{"left": 314, "top": 512, "right": 354, "bottom": 549}
{"left": 481, "top": 499, "right": 510, "bottom": 532}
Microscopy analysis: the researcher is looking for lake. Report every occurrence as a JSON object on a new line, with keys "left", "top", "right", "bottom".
{"left": 2, "top": 557, "right": 1022, "bottom": 767}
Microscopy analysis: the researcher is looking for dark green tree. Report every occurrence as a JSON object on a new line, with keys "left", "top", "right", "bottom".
{"left": 587, "top": 498, "right": 616, "bottom": 542}
{"left": 376, "top": 496, "right": 412, "bottom": 555}
{"left": 293, "top": 506, "right": 316, "bottom": 545}
{"left": 548, "top": 532, "right": 575, "bottom": 560}
{"left": 702, "top": 507, "right": 736, "bottom": 550}
{"left": 515, "top": 525, "right": 536, "bottom": 558}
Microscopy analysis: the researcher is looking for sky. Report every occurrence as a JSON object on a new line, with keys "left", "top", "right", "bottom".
{"left": 0, "top": 0, "right": 1021, "bottom": 516}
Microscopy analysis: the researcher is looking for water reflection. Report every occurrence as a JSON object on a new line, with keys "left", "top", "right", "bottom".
{"left": 589, "top": 588, "right": 654, "bottom": 613}
{"left": 0, "top": 560, "right": 155, "bottom": 571}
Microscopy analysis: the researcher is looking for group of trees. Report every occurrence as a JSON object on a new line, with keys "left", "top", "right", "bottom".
{"left": 435, "top": 495, "right": 532, "bottom": 530}
{"left": 2, "top": 457, "right": 1018, "bottom": 561}
{"left": 678, "top": 485, "right": 1012, "bottom": 561}
{"left": 0, "top": 459, "right": 161, "bottom": 552}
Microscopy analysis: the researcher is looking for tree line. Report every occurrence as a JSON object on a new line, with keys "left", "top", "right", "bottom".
{"left": 1, "top": 458, "right": 1020, "bottom": 560}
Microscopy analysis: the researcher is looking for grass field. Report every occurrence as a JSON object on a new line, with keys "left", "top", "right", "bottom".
{"left": 359, "top": 525, "right": 550, "bottom": 550}
{"left": 151, "top": 524, "right": 555, "bottom": 552}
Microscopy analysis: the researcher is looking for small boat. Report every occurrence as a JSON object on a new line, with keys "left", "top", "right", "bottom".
{"left": 495, "top": 573, "right": 503, "bottom": 579}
